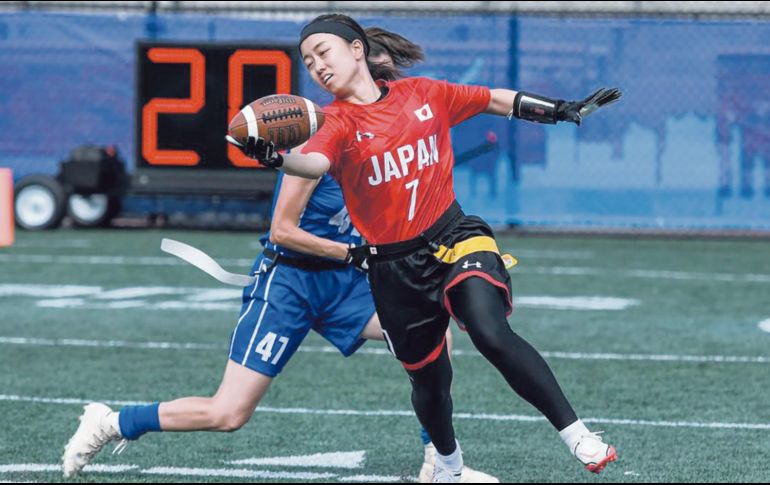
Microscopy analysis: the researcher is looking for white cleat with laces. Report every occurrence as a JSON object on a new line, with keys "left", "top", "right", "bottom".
{"left": 62, "top": 403, "right": 128, "bottom": 478}
{"left": 431, "top": 458, "right": 463, "bottom": 483}
{"left": 571, "top": 432, "right": 617, "bottom": 473}
{"left": 419, "top": 443, "right": 500, "bottom": 483}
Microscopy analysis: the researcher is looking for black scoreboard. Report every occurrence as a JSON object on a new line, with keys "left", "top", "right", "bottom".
{"left": 133, "top": 41, "right": 299, "bottom": 196}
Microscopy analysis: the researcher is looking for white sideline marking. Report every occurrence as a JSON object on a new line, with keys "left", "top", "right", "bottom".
{"left": 0, "top": 464, "right": 410, "bottom": 482}
{"left": 0, "top": 285, "right": 100, "bottom": 298}
{"left": 192, "top": 289, "right": 242, "bottom": 301}
{"left": 36, "top": 299, "right": 239, "bottom": 312}
{"left": 759, "top": 319, "right": 770, "bottom": 333}
{"left": 0, "top": 337, "right": 219, "bottom": 350}
{"left": 1, "top": 284, "right": 638, "bottom": 312}
{"left": 339, "top": 474, "right": 408, "bottom": 482}
{"left": 0, "top": 254, "right": 253, "bottom": 268}
{"left": 13, "top": 239, "right": 91, "bottom": 248}
{"left": 3, "top": 254, "right": 770, "bottom": 284}
{"left": 1, "top": 394, "right": 768, "bottom": 431}
{"left": 31, "top": 297, "right": 632, "bottom": 312}
{"left": 227, "top": 451, "right": 365, "bottom": 469}
{"left": 520, "top": 266, "right": 770, "bottom": 283}
{"left": 0, "top": 464, "right": 137, "bottom": 473}
{"left": 0, "top": 284, "right": 241, "bottom": 300}
{"left": 0, "top": 395, "right": 148, "bottom": 406}
{"left": 94, "top": 287, "right": 187, "bottom": 300}
{"left": 537, "top": 351, "right": 770, "bottom": 364}
{"left": 142, "top": 467, "right": 335, "bottom": 480}
{"left": 516, "top": 296, "right": 638, "bottom": 311}
{"left": 1, "top": 336, "right": 768, "bottom": 364}
{"left": 511, "top": 249, "right": 595, "bottom": 260}
{"left": 36, "top": 298, "right": 87, "bottom": 308}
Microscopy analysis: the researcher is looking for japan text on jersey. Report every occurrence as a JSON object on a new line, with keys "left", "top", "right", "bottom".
{"left": 303, "top": 77, "right": 490, "bottom": 244}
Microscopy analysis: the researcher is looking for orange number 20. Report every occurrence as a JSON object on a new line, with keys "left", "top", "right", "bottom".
{"left": 142, "top": 47, "right": 292, "bottom": 168}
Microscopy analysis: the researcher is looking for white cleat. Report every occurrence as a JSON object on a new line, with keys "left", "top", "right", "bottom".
{"left": 432, "top": 459, "right": 462, "bottom": 483}
{"left": 62, "top": 403, "right": 127, "bottom": 478}
{"left": 571, "top": 432, "right": 617, "bottom": 474}
{"left": 419, "top": 443, "right": 500, "bottom": 483}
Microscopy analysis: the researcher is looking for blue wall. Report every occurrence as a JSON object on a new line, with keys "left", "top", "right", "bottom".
{"left": 1, "top": 12, "right": 769, "bottom": 229}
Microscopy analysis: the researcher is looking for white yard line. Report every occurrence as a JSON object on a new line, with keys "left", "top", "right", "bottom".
{"left": 0, "top": 465, "right": 137, "bottom": 473}
{"left": 227, "top": 451, "right": 365, "bottom": 469}
{"left": 521, "top": 266, "right": 770, "bottom": 283}
{"left": 12, "top": 239, "right": 91, "bottom": 248}
{"left": 0, "top": 336, "right": 767, "bottom": 364}
{"left": 0, "top": 394, "right": 767, "bottom": 431}
{"left": 0, "top": 464, "right": 406, "bottom": 482}
{"left": 2, "top": 254, "right": 770, "bottom": 283}
{"left": 0, "top": 284, "right": 641, "bottom": 312}
{"left": 0, "top": 254, "right": 254, "bottom": 268}
{"left": 141, "top": 467, "right": 336, "bottom": 480}
{"left": 0, "top": 285, "right": 101, "bottom": 298}
{"left": 515, "top": 296, "right": 638, "bottom": 310}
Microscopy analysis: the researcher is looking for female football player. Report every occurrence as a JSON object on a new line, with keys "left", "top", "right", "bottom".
{"left": 61, "top": 26, "right": 495, "bottom": 484}
{"left": 237, "top": 14, "right": 621, "bottom": 482}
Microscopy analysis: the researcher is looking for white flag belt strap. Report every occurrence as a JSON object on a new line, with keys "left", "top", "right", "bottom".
{"left": 161, "top": 238, "right": 256, "bottom": 287}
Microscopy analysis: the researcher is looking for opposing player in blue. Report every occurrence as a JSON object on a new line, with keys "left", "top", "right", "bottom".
{"left": 62, "top": 27, "right": 497, "bottom": 483}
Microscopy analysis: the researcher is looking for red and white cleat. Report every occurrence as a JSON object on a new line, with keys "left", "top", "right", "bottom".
{"left": 572, "top": 432, "right": 617, "bottom": 473}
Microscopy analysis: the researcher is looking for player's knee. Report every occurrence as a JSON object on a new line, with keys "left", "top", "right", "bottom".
{"left": 412, "top": 384, "right": 451, "bottom": 410}
{"left": 466, "top": 317, "right": 513, "bottom": 356}
{"left": 210, "top": 407, "right": 253, "bottom": 432}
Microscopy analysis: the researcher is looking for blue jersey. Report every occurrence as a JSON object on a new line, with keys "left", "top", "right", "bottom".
{"left": 231, "top": 173, "right": 374, "bottom": 377}
{"left": 260, "top": 173, "right": 362, "bottom": 260}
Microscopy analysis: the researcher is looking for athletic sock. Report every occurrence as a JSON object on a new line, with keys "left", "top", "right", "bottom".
{"left": 435, "top": 440, "right": 463, "bottom": 471}
{"left": 559, "top": 419, "right": 591, "bottom": 451}
{"left": 420, "top": 428, "right": 432, "bottom": 446}
{"left": 118, "top": 403, "right": 162, "bottom": 440}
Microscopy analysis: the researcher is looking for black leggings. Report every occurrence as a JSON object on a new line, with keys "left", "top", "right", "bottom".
{"left": 408, "top": 276, "right": 578, "bottom": 455}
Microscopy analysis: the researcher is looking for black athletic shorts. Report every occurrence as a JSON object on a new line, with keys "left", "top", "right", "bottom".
{"left": 360, "top": 201, "right": 513, "bottom": 370}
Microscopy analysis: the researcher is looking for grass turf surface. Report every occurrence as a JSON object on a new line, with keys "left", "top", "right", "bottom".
{"left": 1, "top": 229, "right": 769, "bottom": 482}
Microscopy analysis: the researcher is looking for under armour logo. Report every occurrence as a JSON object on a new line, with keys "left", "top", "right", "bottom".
{"left": 462, "top": 261, "right": 482, "bottom": 269}
{"left": 356, "top": 131, "right": 375, "bottom": 142}
{"left": 414, "top": 104, "right": 434, "bottom": 122}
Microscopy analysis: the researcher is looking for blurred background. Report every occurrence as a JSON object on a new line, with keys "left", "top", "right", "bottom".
{"left": 2, "top": 0, "right": 770, "bottom": 233}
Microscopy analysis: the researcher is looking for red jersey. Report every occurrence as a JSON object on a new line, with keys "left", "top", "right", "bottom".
{"left": 302, "top": 77, "right": 490, "bottom": 244}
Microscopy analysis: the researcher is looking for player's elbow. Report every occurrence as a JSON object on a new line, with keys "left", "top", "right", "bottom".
{"left": 269, "top": 223, "right": 294, "bottom": 246}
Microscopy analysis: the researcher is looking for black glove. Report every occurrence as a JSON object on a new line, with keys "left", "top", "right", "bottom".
{"left": 344, "top": 247, "right": 369, "bottom": 272}
{"left": 226, "top": 135, "right": 284, "bottom": 168}
{"left": 556, "top": 87, "right": 622, "bottom": 126}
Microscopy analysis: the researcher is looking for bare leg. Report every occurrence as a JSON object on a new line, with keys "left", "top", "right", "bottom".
{"left": 159, "top": 360, "right": 273, "bottom": 432}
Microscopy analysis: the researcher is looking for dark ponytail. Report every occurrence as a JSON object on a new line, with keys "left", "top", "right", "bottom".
{"left": 365, "top": 27, "right": 425, "bottom": 81}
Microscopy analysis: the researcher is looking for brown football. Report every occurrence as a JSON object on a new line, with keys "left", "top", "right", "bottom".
{"left": 227, "top": 94, "right": 325, "bottom": 151}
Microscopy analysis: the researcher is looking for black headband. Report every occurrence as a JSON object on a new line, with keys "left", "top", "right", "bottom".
{"left": 299, "top": 20, "right": 370, "bottom": 57}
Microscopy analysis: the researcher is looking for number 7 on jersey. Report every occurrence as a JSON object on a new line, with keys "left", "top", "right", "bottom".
{"left": 405, "top": 179, "right": 419, "bottom": 221}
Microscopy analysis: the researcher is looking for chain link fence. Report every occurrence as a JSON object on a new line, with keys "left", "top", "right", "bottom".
{"left": 4, "top": 1, "right": 770, "bottom": 16}
{"left": 1, "top": 1, "right": 769, "bottom": 231}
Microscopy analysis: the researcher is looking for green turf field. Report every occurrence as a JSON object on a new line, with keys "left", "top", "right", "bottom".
{"left": 1, "top": 229, "right": 769, "bottom": 482}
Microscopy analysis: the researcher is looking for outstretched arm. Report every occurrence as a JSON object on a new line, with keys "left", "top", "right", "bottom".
{"left": 269, "top": 175, "right": 349, "bottom": 261}
{"left": 227, "top": 137, "right": 330, "bottom": 179}
{"left": 280, "top": 150, "right": 331, "bottom": 179}
{"left": 486, "top": 87, "right": 622, "bottom": 125}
